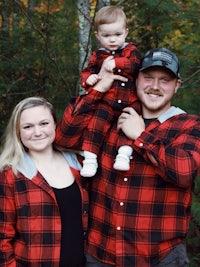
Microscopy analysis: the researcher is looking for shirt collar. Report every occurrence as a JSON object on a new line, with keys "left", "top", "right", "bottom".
{"left": 16, "top": 151, "right": 81, "bottom": 179}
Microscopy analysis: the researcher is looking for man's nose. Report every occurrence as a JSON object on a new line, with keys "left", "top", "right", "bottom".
{"left": 151, "top": 79, "right": 159, "bottom": 89}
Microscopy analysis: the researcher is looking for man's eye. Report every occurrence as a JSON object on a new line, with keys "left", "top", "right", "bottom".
{"left": 161, "top": 78, "right": 169, "bottom": 82}
{"left": 144, "top": 76, "right": 152, "bottom": 80}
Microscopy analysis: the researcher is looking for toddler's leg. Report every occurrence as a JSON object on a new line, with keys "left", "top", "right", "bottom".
{"left": 113, "top": 145, "right": 133, "bottom": 171}
{"left": 80, "top": 151, "right": 98, "bottom": 177}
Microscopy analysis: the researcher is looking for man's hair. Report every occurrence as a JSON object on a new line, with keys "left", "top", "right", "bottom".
{"left": 94, "top": 6, "right": 127, "bottom": 31}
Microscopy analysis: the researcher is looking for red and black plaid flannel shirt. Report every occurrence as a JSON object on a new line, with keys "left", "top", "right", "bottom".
{"left": 80, "top": 42, "right": 141, "bottom": 154}
{"left": 81, "top": 42, "right": 141, "bottom": 90}
{"left": 55, "top": 89, "right": 200, "bottom": 267}
{"left": 0, "top": 152, "right": 88, "bottom": 267}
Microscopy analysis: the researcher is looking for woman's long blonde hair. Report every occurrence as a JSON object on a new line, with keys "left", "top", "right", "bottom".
{"left": 0, "top": 97, "right": 57, "bottom": 174}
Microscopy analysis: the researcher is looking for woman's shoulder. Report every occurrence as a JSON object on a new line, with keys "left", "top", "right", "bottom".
{"left": 62, "top": 151, "right": 82, "bottom": 171}
{"left": 0, "top": 166, "right": 16, "bottom": 183}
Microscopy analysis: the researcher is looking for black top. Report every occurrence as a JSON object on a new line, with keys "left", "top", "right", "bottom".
{"left": 53, "top": 181, "right": 85, "bottom": 267}
{"left": 144, "top": 118, "right": 157, "bottom": 127}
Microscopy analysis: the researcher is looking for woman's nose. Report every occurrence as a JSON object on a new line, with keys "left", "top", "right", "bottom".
{"left": 34, "top": 126, "right": 42, "bottom": 135}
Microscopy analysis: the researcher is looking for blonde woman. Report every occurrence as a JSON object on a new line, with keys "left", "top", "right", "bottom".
{"left": 0, "top": 97, "right": 88, "bottom": 267}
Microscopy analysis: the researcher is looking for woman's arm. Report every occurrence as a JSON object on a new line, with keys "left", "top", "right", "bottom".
{"left": 0, "top": 170, "right": 17, "bottom": 266}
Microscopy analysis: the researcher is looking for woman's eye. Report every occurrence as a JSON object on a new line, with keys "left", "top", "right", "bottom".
{"left": 23, "top": 125, "right": 31, "bottom": 129}
{"left": 41, "top": 122, "right": 49, "bottom": 126}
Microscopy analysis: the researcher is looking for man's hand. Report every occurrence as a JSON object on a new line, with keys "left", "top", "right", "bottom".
{"left": 103, "top": 58, "right": 116, "bottom": 72}
{"left": 117, "top": 107, "right": 145, "bottom": 140}
{"left": 94, "top": 56, "right": 128, "bottom": 93}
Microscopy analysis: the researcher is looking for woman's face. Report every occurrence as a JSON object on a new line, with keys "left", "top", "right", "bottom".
{"left": 19, "top": 105, "right": 56, "bottom": 153}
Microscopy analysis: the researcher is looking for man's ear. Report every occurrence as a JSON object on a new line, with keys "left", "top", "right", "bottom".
{"left": 125, "top": 28, "right": 129, "bottom": 38}
{"left": 174, "top": 79, "right": 182, "bottom": 94}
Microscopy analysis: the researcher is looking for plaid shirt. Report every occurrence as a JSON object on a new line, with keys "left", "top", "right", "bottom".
{"left": 81, "top": 42, "right": 141, "bottom": 90}
{"left": 80, "top": 43, "right": 141, "bottom": 154}
{"left": 0, "top": 152, "right": 88, "bottom": 267}
{"left": 55, "top": 90, "right": 200, "bottom": 267}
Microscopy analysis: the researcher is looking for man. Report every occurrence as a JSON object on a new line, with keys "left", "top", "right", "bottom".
{"left": 55, "top": 48, "right": 200, "bottom": 267}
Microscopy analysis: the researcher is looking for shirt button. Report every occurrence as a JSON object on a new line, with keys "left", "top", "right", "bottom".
{"left": 118, "top": 99, "right": 122, "bottom": 103}
{"left": 121, "top": 83, "right": 125, "bottom": 86}
{"left": 83, "top": 210, "right": 87, "bottom": 214}
{"left": 120, "top": 202, "right": 124, "bottom": 206}
{"left": 124, "top": 177, "right": 128, "bottom": 182}
{"left": 117, "top": 226, "right": 121, "bottom": 230}
{"left": 139, "top": 143, "right": 143, "bottom": 147}
{"left": 118, "top": 69, "right": 122, "bottom": 73}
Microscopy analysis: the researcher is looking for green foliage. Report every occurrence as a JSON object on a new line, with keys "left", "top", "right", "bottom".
{"left": 0, "top": 0, "right": 199, "bottom": 138}
{"left": 0, "top": 0, "right": 80, "bottom": 137}
{"left": 119, "top": 0, "right": 200, "bottom": 116}
{"left": 0, "top": 0, "right": 200, "bottom": 265}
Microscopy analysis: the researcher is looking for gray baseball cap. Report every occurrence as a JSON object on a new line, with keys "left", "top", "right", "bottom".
{"left": 140, "top": 48, "right": 180, "bottom": 78}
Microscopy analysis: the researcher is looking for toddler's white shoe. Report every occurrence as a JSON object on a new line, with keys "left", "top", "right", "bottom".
{"left": 80, "top": 159, "right": 98, "bottom": 177}
{"left": 113, "top": 154, "right": 130, "bottom": 171}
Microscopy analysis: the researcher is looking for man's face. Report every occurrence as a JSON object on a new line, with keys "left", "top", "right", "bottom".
{"left": 136, "top": 67, "right": 181, "bottom": 118}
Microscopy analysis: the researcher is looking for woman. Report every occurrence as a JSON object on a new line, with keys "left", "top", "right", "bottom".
{"left": 0, "top": 97, "right": 88, "bottom": 267}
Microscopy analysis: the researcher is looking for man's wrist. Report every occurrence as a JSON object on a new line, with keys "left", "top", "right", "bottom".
{"left": 93, "top": 84, "right": 108, "bottom": 93}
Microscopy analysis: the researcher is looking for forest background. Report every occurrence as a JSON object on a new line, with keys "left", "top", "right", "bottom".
{"left": 0, "top": 0, "right": 200, "bottom": 266}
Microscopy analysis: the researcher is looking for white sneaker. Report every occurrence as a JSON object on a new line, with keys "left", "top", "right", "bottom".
{"left": 113, "top": 154, "right": 130, "bottom": 171}
{"left": 80, "top": 159, "right": 98, "bottom": 177}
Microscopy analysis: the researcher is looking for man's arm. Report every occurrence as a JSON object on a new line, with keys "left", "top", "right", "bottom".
{"left": 135, "top": 119, "right": 200, "bottom": 189}
{"left": 118, "top": 109, "right": 200, "bottom": 189}
{"left": 55, "top": 57, "right": 128, "bottom": 150}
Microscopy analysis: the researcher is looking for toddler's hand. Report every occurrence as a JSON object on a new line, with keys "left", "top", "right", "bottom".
{"left": 104, "top": 59, "right": 116, "bottom": 72}
{"left": 86, "top": 74, "right": 99, "bottom": 86}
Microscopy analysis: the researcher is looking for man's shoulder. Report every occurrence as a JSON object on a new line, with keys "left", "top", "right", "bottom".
{"left": 158, "top": 106, "right": 199, "bottom": 124}
{"left": 165, "top": 113, "right": 200, "bottom": 133}
{"left": 176, "top": 112, "right": 200, "bottom": 121}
